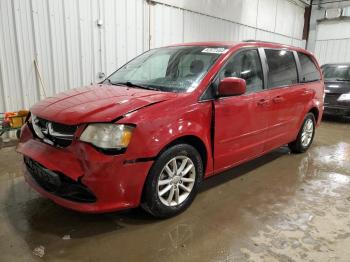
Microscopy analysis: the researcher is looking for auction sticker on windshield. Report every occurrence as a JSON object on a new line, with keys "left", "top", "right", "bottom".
{"left": 201, "top": 47, "right": 228, "bottom": 54}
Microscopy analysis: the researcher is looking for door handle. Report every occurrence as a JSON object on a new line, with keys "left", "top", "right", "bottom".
{"left": 273, "top": 96, "right": 284, "bottom": 103}
{"left": 257, "top": 99, "right": 270, "bottom": 106}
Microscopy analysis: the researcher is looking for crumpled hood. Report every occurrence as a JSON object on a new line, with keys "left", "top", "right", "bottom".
{"left": 30, "top": 84, "right": 177, "bottom": 125}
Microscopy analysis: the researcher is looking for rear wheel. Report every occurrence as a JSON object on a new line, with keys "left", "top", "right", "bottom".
{"left": 289, "top": 113, "right": 315, "bottom": 153}
{"left": 142, "top": 144, "right": 203, "bottom": 218}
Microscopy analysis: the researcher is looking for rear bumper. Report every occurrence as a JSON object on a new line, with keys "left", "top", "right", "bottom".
{"left": 17, "top": 124, "right": 153, "bottom": 213}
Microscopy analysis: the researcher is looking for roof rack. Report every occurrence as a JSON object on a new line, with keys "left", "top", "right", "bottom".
{"left": 243, "top": 39, "right": 281, "bottom": 44}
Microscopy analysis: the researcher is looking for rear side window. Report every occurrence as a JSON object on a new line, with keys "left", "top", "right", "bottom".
{"left": 298, "top": 53, "right": 321, "bottom": 82}
{"left": 265, "top": 49, "right": 298, "bottom": 88}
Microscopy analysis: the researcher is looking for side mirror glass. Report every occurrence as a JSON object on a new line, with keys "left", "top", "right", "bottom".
{"left": 218, "top": 77, "right": 246, "bottom": 97}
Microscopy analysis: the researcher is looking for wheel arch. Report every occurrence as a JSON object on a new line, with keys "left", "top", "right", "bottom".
{"left": 308, "top": 107, "right": 319, "bottom": 123}
{"left": 140, "top": 135, "right": 208, "bottom": 207}
{"left": 155, "top": 135, "right": 208, "bottom": 174}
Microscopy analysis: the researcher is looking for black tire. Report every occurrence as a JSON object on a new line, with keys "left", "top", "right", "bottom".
{"left": 142, "top": 144, "right": 203, "bottom": 218}
{"left": 289, "top": 113, "right": 316, "bottom": 153}
{"left": 16, "top": 129, "right": 21, "bottom": 139}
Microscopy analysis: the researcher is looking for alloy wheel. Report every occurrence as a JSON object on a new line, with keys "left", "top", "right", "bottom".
{"left": 301, "top": 118, "right": 314, "bottom": 147}
{"left": 157, "top": 156, "right": 196, "bottom": 207}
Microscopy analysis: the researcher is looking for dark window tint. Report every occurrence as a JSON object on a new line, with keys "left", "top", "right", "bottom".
{"left": 265, "top": 49, "right": 298, "bottom": 88}
{"left": 218, "top": 49, "right": 263, "bottom": 93}
{"left": 298, "top": 53, "right": 321, "bottom": 82}
{"left": 322, "top": 65, "right": 350, "bottom": 81}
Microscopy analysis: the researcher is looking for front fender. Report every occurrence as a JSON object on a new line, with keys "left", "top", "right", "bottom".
{"left": 119, "top": 100, "right": 214, "bottom": 175}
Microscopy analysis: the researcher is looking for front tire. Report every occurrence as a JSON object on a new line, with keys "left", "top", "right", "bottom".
{"left": 142, "top": 144, "right": 203, "bottom": 218}
{"left": 289, "top": 113, "right": 316, "bottom": 153}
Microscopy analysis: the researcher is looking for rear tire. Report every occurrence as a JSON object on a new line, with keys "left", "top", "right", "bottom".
{"left": 289, "top": 113, "right": 315, "bottom": 153}
{"left": 142, "top": 144, "right": 203, "bottom": 218}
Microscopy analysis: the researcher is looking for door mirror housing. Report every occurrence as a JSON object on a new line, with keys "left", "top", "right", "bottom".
{"left": 217, "top": 77, "right": 246, "bottom": 97}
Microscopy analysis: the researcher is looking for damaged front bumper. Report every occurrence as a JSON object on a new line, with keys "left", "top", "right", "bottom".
{"left": 17, "top": 124, "right": 153, "bottom": 213}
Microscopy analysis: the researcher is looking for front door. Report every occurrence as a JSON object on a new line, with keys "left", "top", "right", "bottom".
{"left": 213, "top": 49, "right": 270, "bottom": 172}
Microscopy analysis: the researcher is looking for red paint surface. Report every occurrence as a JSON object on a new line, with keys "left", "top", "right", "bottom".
{"left": 218, "top": 77, "right": 247, "bottom": 96}
{"left": 17, "top": 41, "right": 324, "bottom": 213}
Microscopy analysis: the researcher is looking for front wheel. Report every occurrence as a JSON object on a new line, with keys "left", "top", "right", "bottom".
{"left": 142, "top": 144, "right": 203, "bottom": 218}
{"left": 289, "top": 113, "right": 315, "bottom": 153}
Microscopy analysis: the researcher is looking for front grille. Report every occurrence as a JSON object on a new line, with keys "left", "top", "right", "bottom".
{"left": 325, "top": 93, "right": 341, "bottom": 106}
{"left": 31, "top": 115, "right": 78, "bottom": 148}
{"left": 24, "top": 157, "right": 96, "bottom": 203}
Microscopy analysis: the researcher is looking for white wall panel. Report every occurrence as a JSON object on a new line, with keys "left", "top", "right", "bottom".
{"left": 183, "top": 12, "right": 257, "bottom": 43}
{"left": 62, "top": 0, "right": 83, "bottom": 90}
{"left": 293, "top": 5, "right": 305, "bottom": 39}
{"left": 152, "top": 0, "right": 245, "bottom": 25}
{"left": 150, "top": 4, "right": 184, "bottom": 48}
{"left": 292, "top": 38, "right": 306, "bottom": 48}
{"left": 48, "top": 0, "right": 70, "bottom": 95}
{"left": 0, "top": 0, "right": 32, "bottom": 111}
{"left": 32, "top": 0, "right": 55, "bottom": 97}
{"left": 151, "top": 2, "right": 304, "bottom": 48}
{"left": 257, "top": 0, "right": 278, "bottom": 32}
{"left": 153, "top": 0, "right": 307, "bottom": 32}
{"left": 240, "top": 0, "right": 259, "bottom": 28}
{"left": 313, "top": 20, "right": 350, "bottom": 65}
{"left": 11, "top": 0, "right": 38, "bottom": 109}
{"left": 0, "top": 0, "right": 148, "bottom": 112}
{"left": 275, "top": 0, "right": 296, "bottom": 37}
{"left": 315, "top": 39, "right": 350, "bottom": 65}
{"left": 317, "top": 20, "right": 350, "bottom": 40}
{"left": 0, "top": 0, "right": 306, "bottom": 113}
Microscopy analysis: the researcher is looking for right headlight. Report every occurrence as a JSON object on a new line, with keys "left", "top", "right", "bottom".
{"left": 337, "top": 93, "right": 350, "bottom": 102}
{"left": 80, "top": 124, "right": 134, "bottom": 150}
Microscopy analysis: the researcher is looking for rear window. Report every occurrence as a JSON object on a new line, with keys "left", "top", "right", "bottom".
{"left": 265, "top": 49, "right": 298, "bottom": 88}
{"left": 298, "top": 52, "right": 321, "bottom": 82}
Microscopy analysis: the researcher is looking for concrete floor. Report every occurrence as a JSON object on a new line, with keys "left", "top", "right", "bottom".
{"left": 0, "top": 118, "right": 349, "bottom": 262}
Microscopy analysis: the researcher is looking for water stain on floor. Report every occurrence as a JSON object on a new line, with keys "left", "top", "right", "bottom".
{"left": 0, "top": 119, "right": 349, "bottom": 262}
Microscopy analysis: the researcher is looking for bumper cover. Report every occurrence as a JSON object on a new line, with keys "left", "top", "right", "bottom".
{"left": 324, "top": 105, "right": 350, "bottom": 117}
{"left": 24, "top": 157, "right": 97, "bottom": 203}
{"left": 17, "top": 124, "right": 154, "bottom": 213}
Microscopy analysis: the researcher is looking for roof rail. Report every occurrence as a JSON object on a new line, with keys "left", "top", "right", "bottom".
{"left": 242, "top": 39, "right": 281, "bottom": 44}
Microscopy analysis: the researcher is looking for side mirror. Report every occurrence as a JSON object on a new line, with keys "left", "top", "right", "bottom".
{"left": 218, "top": 77, "right": 246, "bottom": 97}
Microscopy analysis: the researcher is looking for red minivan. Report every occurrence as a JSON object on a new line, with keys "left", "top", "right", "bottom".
{"left": 17, "top": 41, "right": 324, "bottom": 218}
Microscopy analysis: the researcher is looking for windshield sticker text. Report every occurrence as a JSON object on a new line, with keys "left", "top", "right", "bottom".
{"left": 201, "top": 48, "right": 228, "bottom": 54}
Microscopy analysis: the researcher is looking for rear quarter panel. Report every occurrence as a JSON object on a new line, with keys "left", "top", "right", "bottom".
{"left": 301, "top": 52, "right": 324, "bottom": 127}
{"left": 290, "top": 51, "right": 324, "bottom": 140}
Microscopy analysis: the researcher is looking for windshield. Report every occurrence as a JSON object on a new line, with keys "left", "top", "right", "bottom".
{"left": 322, "top": 65, "right": 350, "bottom": 81}
{"left": 105, "top": 46, "right": 227, "bottom": 92}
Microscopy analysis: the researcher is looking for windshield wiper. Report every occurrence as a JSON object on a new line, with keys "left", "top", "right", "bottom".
{"left": 336, "top": 79, "right": 350, "bottom": 82}
{"left": 108, "top": 80, "right": 160, "bottom": 91}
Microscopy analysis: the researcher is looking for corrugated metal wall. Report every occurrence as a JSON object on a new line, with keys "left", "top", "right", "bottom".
{"left": 150, "top": 2, "right": 306, "bottom": 49}
{"left": 314, "top": 20, "right": 350, "bottom": 65}
{"left": 0, "top": 0, "right": 305, "bottom": 113}
{"left": 315, "top": 39, "right": 350, "bottom": 65}
{"left": 0, "top": 0, "right": 148, "bottom": 112}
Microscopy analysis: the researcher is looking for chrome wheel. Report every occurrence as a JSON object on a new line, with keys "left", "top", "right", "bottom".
{"left": 157, "top": 156, "right": 196, "bottom": 207}
{"left": 301, "top": 118, "right": 314, "bottom": 147}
